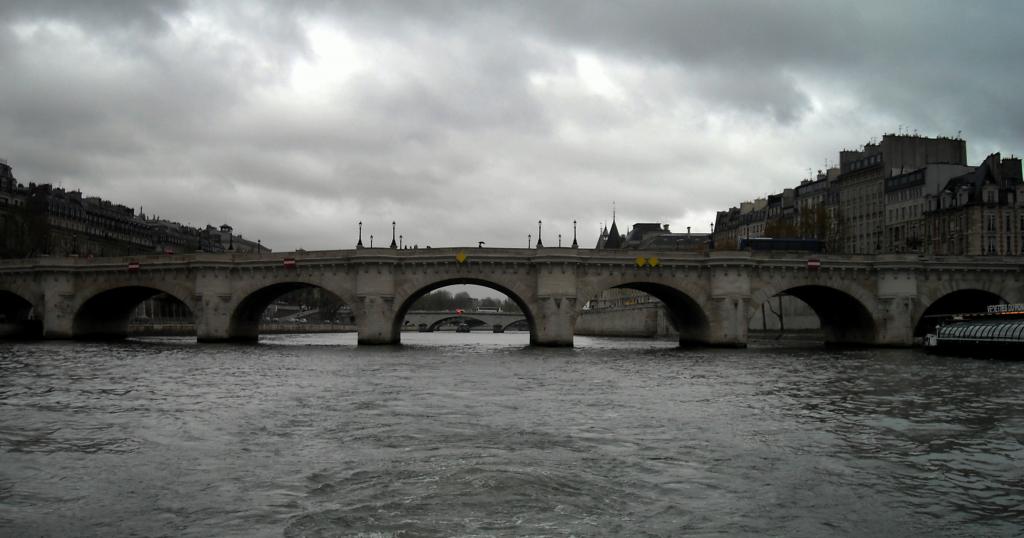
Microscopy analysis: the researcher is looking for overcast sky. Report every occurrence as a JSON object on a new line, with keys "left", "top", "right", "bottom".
{"left": 2, "top": 1, "right": 1022, "bottom": 252}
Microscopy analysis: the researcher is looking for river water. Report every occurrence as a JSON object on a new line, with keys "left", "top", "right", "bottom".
{"left": 1, "top": 333, "right": 1022, "bottom": 537}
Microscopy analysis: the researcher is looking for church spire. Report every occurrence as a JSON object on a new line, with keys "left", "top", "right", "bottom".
{"left": 604, "top": 203, "right": 623, "bottom": 249}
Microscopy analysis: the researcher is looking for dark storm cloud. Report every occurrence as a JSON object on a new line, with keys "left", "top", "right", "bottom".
{"left": 1, "top": 1, "right": 1021, "bottom": 250}
{"left": 0, "top": 0, "right": 185, "bottom": 33}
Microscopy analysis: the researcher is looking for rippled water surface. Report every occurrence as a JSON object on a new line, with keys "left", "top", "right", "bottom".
{"left": 1, "top": 333, "right": 1023, "bottom": 537}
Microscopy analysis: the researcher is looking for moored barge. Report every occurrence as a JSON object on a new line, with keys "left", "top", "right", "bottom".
{"left": 925, "top": 303, "right": 1024, "bottom": 358}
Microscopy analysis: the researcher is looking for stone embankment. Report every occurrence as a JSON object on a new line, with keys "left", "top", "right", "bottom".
{"left": 128, "top": 322, "right": 356, "bottom": 336}
{"left": 577, "top": 296, "right": 820, "bottom": 338}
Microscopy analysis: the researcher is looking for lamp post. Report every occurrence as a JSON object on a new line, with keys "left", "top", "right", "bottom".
{"left": 536, "top": 220, "right": 543, "bottom": 248}
{"left": 528, "top": 234, "right": 531, "bottom": 248}
{"left": 370, "top": 235, "right": 374, "bottom": 248}
{"left": 390, "top": 221, "right": 398, "bottom": 249}
{"left": 558, "top": 233, "right": 562, "bottom": 248}
{"left": 399, "top": 235, "right": 403, "bottom": 249}
{"left": 257, "top": 239, "right": 261, "bottom": 254}
{"left": 357, "top": 221, "right": 364, "bottom": 248}
{"left": 571, "top": 220, "right": 578, "bottom": 248}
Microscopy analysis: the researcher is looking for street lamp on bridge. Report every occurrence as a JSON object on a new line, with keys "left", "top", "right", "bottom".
{"left": 357, "top": 221, "right": 364, "bottom": 249}
{"left": 536, "top": 220, "right": 543, "bottom": 248}
{"left": 390, "top": 221, "right": 398, "bottom": 249}
{"left": 572, "top": 220, "right": 578, "bottom": 248}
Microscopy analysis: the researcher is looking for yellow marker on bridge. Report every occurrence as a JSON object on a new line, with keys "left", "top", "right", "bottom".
{"left": 635, "top": 256, "right": 647, "bottom": 267}
{"left": 648, "top": 256, "right": 659, "bottom": 267}
{"left": 455, "top": 251, "right": 467, "bottom": 263}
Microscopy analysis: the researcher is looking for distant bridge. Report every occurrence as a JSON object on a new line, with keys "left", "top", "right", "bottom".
{"left": 403, "top": 310, "right": 527, "bottom": 332}
{"left": 1, "top": 247, "right": 1021, "bottom": 347}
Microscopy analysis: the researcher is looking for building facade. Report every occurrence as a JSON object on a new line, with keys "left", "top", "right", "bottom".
{"left": 835, "top": 134, "right": 966, "bottom": 254}
{"left": 923, "top": 154, "right": 1024, "bottom": 256}
{"left": 883, "top": 163, "right": 974, "bottom": 253}
{"left": 793, "top": 167, "right": 840, "bottom": 243}
{"left": 710, "top": 133, "right": 1018, "bottom": 258}
{"left": 713, "top": 197, "right": 768, "bottom": 249}
{"left": 0, "top": 160, "right": 267, "bottom": 258}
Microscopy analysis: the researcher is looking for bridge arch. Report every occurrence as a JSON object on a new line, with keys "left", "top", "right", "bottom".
{"left": 748, "top": 281, "right": 878, "bottom": 345}
{"left": 0, "top": 289, "right": 42, "bottom": 339}
{"left": 225, "top": 280, "right": 358, "bottom": 342}
{"left": 913, "top": 286, "right": 1010, "bottom": 337}
{"left": 391, "top": 278, "right": 536, "bottom": 344}
{"left": 72, "top": 285, "right": 195, "bottom": 340}
{"left": 576, "top": 277, "right": 713, "bottom": 346}
{"left": 1, "top": 289, "right": 36, "bottom": 320}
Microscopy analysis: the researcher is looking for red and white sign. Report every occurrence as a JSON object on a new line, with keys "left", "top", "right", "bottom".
{"left": 807, "top": 258, "right": 821, "bottom": 270}
{"left": 282, "top": 257, "right": 297, "bottom": 269}
{"left": 127, "top": 261, "right": 140, "bottom": 272}
{"left": 455, "top": 308, "right": 464, "bottom": 315}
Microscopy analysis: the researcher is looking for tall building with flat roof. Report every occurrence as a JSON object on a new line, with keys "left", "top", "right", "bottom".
{"left": 836, "top": 134, "right": 966, "bottom": 253}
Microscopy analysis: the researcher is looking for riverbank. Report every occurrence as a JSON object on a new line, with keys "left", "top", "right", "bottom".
{"left": 128, "top": 322, "right": 357, "bottom": 336}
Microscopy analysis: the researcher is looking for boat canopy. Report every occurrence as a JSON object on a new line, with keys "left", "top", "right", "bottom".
{"left": 937, "top": 319, "right": 1024, "bottom": 343}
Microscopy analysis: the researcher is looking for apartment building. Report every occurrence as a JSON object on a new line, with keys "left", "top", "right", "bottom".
{"left": 835, "top": 134, "right": 966, "bottom": 253}
{"left": 883, "top": 163, "right": 974, "bottom": 252}
{"left": 923, "top": 154, "right": 1024, "bottom": 256}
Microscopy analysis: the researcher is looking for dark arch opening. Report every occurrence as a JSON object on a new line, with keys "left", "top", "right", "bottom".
{"left": 914, "top": 289, "right": 1005, "bottom": 337}
{"left": 0, "top": 290, "right": 42, "bottom": 339}
{"left": 576, "top": 283, "right": 711, "bottom": 346}
{"left": 765, "top": 286, "right": 876, "bottom": 346}
{"left": 228, "top": 283, "right": 352, "bottom": 343}
{"left": 392, "top": 279, "right": 536, "bottom": 344}
{"left": 74, "top": 287, "right": 194, "bottom": 340}
{"left": 128, "top": 292, "right": 195, "bottom": 337}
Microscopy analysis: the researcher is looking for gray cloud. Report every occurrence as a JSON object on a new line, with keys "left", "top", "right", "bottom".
{"left": 1, "top": 1, "right": 1021, "bottom": 251}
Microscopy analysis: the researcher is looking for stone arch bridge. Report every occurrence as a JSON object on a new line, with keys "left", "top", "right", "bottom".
{"left": 403, "top": 310, "right": 527, "bottom": 332}
{"left": 1, "top": 248, "right": 1020, "bottom": 346}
